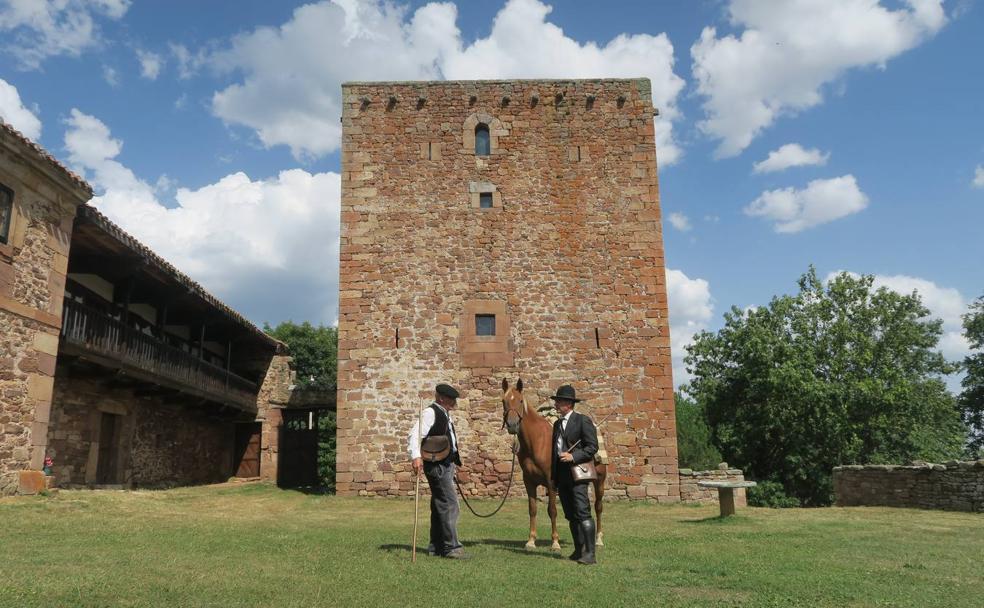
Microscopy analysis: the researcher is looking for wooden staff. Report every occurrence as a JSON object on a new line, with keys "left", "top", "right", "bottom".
{"left": 411, "top": 399, "right": 423, "bottom": 563}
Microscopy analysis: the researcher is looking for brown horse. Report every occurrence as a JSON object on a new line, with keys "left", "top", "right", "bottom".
{"left": 501, "top": 378, "right": 607, "bottom": 550}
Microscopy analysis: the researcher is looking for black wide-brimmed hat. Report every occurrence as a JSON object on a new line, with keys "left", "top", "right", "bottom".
{"left": 436, "top": 383, "right": 460, "bottom": 399}
{"left": 549, "top": 385, "right": 581, "bottom": 403}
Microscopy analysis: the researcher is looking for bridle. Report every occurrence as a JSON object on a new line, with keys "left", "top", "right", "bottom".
{"left": 501, "top": 387, "right": 527, "bottom": 433}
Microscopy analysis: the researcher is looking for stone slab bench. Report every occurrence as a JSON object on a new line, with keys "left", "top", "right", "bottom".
{"left": 697, "top": 480, "right": 757, "bottom": 516}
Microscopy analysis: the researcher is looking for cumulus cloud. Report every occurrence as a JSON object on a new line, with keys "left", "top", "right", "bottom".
{"left": 0, "top": 0, "right": 130, "bottom": 69}
{"left": 973, "top": 165, "right": 984, "bottom": 189}
{"left": 0, "top": 78, "right": 42, "bottom": 140}
{"left": 63, "top": 109, "right": 341, "bottom": 325}
{"left": 208, "top": 0, "right": 685, "bottom": 163}
{"left": 667, "top": 212, "right": 692, "bottom": 232}
{"left": 136, "top": 49, "right": 163, "bottom": 80}
{"left": 753, "top": 143, "right": 829, "bottom": 173}
{"left": 666, "top": 268, "right": 714, "bottom": 389}
{"left": 826, "top": 271, "right": 971, "bottom": 365}
{"left": 102, "top": 65, "right": 120, "bottom": 87}
{"left": 744, "top": 174, "right": 868, "bottom": 233}
{"left": 692, "top": 0, "right": 946, "bottom": 157}
{"left": 169, "top": 42, "right": 208, "bottom": 79}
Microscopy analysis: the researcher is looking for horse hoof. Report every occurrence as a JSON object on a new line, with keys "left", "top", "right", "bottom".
{"left": 550, "top": 542, "right": 561, "bottom": 552}
{"left": 524, "top": 541, "right": 536, "bottom": 550}
{"left": 596, "top": 534, "right": 605, "bottom": 547}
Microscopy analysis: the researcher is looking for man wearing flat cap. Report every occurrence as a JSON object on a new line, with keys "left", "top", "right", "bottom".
{"left": 408, "top": 383, "right": 467, "bottom": 559}
{"left": 551, "top": 384, "right": 599, "bottom": 565}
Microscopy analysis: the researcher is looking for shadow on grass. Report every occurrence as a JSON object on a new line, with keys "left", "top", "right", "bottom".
{"left": 679, "top": 515, "right": 748, "bottom": 524}
{"left": 376, "top": 539, "right": 566, "bottom": 560}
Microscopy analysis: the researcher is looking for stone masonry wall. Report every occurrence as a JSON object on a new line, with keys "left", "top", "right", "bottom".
{"left": 679, "top": 464, "right": 747, "bottom": 506}
{"left": 46, "top": 369, "right": 234, "bottom": 488}
{"left": 255, "top": 353, "right": 293, "bottom": 482}
{"left": 1, "top": 136, "right": 82, "bottom": 495}
{"left": 834, "top": 461, "right": 984, "bottom": 512}
{"left": 337, "top": 79, "right": 677, "bottom": 499}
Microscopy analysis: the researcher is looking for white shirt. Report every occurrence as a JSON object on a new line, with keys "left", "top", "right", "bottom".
{"left": 407, "top": 402, "right": 458, "bottom": 459}
{"left": 556, "top": 410, "right": 574, "bottom": 454}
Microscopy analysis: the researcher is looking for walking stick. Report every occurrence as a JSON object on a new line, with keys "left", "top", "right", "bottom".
{"left": 411, "top": 399, "right": 423, "bottom": 563}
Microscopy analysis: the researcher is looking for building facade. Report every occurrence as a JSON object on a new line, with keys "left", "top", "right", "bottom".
{"left": 1, "top": 121, "right": 298, "bottom": 495}
{"left": 336, "top": 79, "right": 678, "bottom": 500}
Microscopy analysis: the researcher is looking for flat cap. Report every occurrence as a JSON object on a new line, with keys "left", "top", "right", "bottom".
{"left": 436, "top": 383, "right": 460, "bottom": 399}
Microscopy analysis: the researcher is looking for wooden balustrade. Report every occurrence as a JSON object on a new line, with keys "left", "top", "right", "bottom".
{"left": 60, "top": 299, "right": 258, "bottom": 410}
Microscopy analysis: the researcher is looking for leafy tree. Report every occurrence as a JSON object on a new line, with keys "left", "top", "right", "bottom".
{"left": 674, "top": 391, "right": 723, "bottom": 471}
{"left": 318, "top": 411, "right": 337, "bottom": 491}
{"left": 263, "top": 321, "right": 338, "bottom": 390}
{"left": 685, "top": 267, "right": 966, "bottom": 506}
{"left": 959, "top": 295, "right": 984, "bottom": 457}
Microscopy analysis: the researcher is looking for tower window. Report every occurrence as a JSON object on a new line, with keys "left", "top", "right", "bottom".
{"left": 0, "top": 184, "right": 12, "bottom": 245}
{"left": 475, "top": 314, "right": 496, "bottom": 336}
{"left": 474, "top": 124, "right": 490, "bottom": 156}
{"left": 479, "top": 193, "right": 493, "bottom": 209}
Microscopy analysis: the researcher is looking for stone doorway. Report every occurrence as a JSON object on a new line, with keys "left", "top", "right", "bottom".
{"left": 234, "top": 423, "right": 261, "bottom": 478}
{"left": 96, "top": 412, "right": 122, "bottom": 484}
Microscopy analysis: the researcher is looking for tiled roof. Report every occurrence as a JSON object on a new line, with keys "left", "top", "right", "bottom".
{"left": 78, "top": 204, "right": 283, "bottom": 351}
{"left": 0, "top": 119, "right": 93, "bottom": 196}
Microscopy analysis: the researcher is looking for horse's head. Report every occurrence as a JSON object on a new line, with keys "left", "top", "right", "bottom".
{"left": 501, "top": 377, "right": 526, "bottom": 435}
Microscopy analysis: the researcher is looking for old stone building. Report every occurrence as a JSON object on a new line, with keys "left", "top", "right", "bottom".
{"left": 1, "top": 121, "right": 298, "bottom": 495}
{"left": 336, "top": 79, "right": 678, "bottom": 500}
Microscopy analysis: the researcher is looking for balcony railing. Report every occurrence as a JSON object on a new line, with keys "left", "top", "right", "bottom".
{"left": 60, "top": 299, "right": 258, "bottom": 411}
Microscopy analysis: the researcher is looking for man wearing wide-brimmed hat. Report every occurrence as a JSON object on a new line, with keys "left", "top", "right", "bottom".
{"left": 550, "top": 384, "right": 599, "bottom": 565}
{"left": 408, "top": 383, "right": 468, "bottom": 559}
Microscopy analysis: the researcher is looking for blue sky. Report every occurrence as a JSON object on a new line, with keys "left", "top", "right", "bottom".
{"left": 1, "top": 0, "right": 982, "bottom": 390}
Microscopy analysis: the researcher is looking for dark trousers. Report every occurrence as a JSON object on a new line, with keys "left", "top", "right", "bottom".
{"left": 556, "top": 469, "right": 591, "bottom": 522}
{"left": 424, "top": 460, "right": 461, "bottom": 555}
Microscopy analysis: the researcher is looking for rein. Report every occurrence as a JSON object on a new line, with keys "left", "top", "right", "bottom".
{"left": 454, "top": 448, "right": 517, "bottom": 518}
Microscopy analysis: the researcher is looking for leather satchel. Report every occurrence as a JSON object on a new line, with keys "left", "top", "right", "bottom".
{"left": 420, "top": 435, "right": 451, "bottom": 463}
{"left": 570, "top": 459, "right": 598, "bottom": 483}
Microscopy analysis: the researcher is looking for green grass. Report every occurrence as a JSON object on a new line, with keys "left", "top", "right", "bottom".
{"left": 1, "top": 483, "right": 981, "bottom": 607}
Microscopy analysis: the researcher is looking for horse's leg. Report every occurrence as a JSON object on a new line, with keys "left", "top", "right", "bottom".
{"left": 594, "top": 470, "right": 606, "bottom": 547}
{"left": 525, "top": 480, "right": 538, "bottom": 550}
{"left": 547, "top": 482, "right": 560, "bottom": 551}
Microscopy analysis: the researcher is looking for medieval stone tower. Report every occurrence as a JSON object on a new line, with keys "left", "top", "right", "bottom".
{"left": 336, "top": 79, "right": 678, "bottom": 501}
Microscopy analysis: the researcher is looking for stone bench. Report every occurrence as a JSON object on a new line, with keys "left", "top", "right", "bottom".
{"left": 697, "top": 480, "right": 757, "bottom": 516}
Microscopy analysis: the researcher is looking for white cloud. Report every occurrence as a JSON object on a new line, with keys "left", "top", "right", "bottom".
{"left": 668, "top": 212, "right": 692, "bottom": 232}
{"left": 0, "top": 78, "right": 42, "bottom": 140}
{"left": 0, "top": 0, "right": 130, "bottom": 69}
{"left": 666, "top": 268, "right": 714, "bottom": 389}
{"left": 136, "top": 49, "right": 163, "bottom": 80}
{"left": 744, "top": 174, "right": 868, "bottom": 233}
{"left": 692, "top": 0, "right": 946, "bottom": 157}
{"left": 753, "top": 143, "right": 829, "bottom": 173}
{"left": 973, "top": 165, "right": 984, "bottom": 189}
{"left": 169, "top": 42, "right": 207, "bottom": 80}
{"left": 826, "top": 271, "right": 971, "bottom": 364}
{"left": 208, "top": 0, "right": 686, "bottom": 163}
{"left": 62, "top": 109, "right": 342, "bottom": 325}
{"left": 102, "top": 65, "right": 119, "bottom": 87}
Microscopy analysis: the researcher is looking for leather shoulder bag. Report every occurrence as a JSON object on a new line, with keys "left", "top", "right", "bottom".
{"left": 420, "top": 434, "right": 451, "bottom": 463}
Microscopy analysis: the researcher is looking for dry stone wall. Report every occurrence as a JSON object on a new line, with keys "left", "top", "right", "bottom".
{"left": 46, "top": 370, "right": 235, "bottom": 488}
{"left": 1, "top": 135, "right": 83, "bottom": 495}
{"left": 337, "top": 79, "right": 677, "bottom": 500}
{"left": 679, "top": 464, "right": 748, "bottom": 506}
{"left": 834, "top": 461, "right": 984, "bottom": 512}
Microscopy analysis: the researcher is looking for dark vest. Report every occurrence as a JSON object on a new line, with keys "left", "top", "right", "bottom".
{"left": 425, "top": 404, "right": 461, "bottom": 466}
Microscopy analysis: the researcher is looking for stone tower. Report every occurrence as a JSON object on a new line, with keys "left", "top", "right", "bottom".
{"left": 336, "top": 79, "right": 677, "bottom": 501}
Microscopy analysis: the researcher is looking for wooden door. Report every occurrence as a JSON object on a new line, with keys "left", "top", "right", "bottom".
{"left": 96, "top": 412, "right": 120, "bottom": 484}
{"left": 234, "top": 423, "right": 261, "bottom": 478}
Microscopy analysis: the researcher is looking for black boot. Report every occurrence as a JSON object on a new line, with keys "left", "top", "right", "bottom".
{"left": 577, "top": 519, "right": 597, "bottom": 565}
{"left": 567, "top": 521, "right": 582, "bottom": 561}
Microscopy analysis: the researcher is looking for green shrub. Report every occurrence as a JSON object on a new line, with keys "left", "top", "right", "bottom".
{"left": 675, "top": 392, "right": 723, "bottom": 471}
{"left": 747, "top": 480, "right": 800, "bottom": 508}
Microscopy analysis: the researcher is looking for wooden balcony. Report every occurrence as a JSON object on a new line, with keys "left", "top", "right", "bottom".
{"left": 59, "top": 299, "right": 259, "bottom": 412}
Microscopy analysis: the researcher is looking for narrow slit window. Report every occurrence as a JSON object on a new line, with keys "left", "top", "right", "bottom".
{"left": 479, "top": 192, "right": 493, "bottom": 208}
{"left": 475, "top": 314, "right": 496, "bottom": 336}
{"left": 577, "top": 146, "right": 582, "bottom": 162}
{"left": 395, "top": 327, "right": 400, "bottom": 348}
{"left": 475, "top": 124, "right": 490, "bottom": 156}
{"left": 427, "top": 143, "right": 433, "bottom": 160}
{"left": 595, "top": 327, "right": 600, "bottom": 348}
{"left": 0, "top": 184, "right": 13, "bottom": 245}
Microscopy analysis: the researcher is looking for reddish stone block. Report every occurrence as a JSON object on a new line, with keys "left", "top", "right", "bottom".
{"left": 18, "top": 470, "right": 46, "bottom": 495}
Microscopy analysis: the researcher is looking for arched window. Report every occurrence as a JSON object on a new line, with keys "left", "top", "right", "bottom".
{"left": 474, "top": 123, "right": 490, "bottom": 156}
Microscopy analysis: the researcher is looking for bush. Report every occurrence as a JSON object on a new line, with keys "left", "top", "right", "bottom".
{"left": 675, "top": 392, "right": 723, "bottom": 471}
{"left": 747, "top": 480, "right": 801, "bottom": 508}
{"left": 318, "top": 411, "right": 337, "bottom": 492}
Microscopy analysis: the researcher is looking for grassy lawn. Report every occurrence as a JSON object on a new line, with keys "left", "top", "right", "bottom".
{"left": 1, "top": 483, "right": 981, "bottom": 608}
